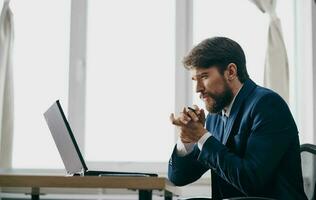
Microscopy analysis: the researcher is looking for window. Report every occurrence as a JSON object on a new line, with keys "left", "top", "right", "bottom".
{"left": 11, "top": 0, "right": 71, "bottom": 168}
{"left": 85, "top": 0, "right": 175, "bottom": 162}
{"left": 10, "top": 0, "right": 299, "bottom": 171}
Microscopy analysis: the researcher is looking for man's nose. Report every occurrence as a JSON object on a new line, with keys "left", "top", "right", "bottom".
{"left": 195, "top": 81, "right": 204, "bottom": 93}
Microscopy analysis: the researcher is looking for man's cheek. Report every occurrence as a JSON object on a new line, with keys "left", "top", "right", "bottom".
{"left": 205, "top": 97, "right": 215, "bottom": 109}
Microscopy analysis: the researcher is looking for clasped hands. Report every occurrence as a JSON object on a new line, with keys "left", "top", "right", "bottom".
{"left": 170, "top": 105, "right": 208, "bottom": 143}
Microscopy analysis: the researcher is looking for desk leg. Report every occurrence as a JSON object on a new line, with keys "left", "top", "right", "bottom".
{"left": 139, "top": 190, "right": 152, "bottom": 200}
{"left": 164, "top": 191, "right": 173, "bottom": 200}
{"left": 31, "top": 194, "right": 39, "bottom": 200}
{"left": 31, "top": 187, "right": 40, "bottom": 200}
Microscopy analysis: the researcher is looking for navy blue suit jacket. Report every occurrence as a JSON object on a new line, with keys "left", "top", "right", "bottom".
{"left": 168, "top": 79, "right": 307, "bottom": 200}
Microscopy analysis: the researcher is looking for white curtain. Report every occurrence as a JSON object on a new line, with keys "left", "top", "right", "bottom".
{"left": 0, "top": 0, "right": 14, "bottom": 168}
{"left": 250, "top": 0, "right": 289, "bottom": 103}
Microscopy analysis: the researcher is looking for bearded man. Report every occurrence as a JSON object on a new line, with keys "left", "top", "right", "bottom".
{"left": 168, "top": 37, "right": 307, "bottom": 200}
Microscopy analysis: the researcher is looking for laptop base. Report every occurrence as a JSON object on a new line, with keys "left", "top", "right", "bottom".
{"left": 78, "top": 170, "right": 158, "bottom": 177}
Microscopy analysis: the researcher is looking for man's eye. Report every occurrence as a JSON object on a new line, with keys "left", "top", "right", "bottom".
{"left": 201, "top": 75, "right": 208, "bottom": 79}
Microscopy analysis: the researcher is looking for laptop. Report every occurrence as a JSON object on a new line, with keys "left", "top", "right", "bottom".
{"left": 44, "top": 100, "right": 158, "bottom": 177}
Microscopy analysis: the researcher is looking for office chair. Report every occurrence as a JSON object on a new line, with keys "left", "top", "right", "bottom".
{"left": 300, "top": 143, "right": 316, "bottom": 200}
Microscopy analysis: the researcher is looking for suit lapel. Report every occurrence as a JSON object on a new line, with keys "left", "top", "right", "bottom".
{"left": 222, "top": 79, "right": 257, "bottom": 145}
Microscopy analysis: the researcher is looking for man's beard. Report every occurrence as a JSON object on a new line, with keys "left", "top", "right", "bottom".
{"left": 203, "top": 83, "right": 234, "bottom": 114}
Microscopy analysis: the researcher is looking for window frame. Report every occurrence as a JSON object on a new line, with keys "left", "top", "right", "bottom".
{"left": 68, "top": 0, "right": 87, "bottom": 154}
{"left": 294, "top": 0, "right": 316, "bottom": 145}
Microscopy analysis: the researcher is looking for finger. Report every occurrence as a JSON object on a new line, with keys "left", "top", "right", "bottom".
{"left": 182, "top": 107, "right": 187, "bottom": 115}
{"left": 200, "top": 109, "right": 206, "bottom": 121}
{"left": 186, "top": 108, "right": 199, "bottom": 122}
{"left": 192, "top": 105, "right": 201, "bottom": 114}
{"left": 180, "top": 112, "right": 191, "bottom": 124}
{"left": 170, "top": 113, "right": 188, "bottom": 126}
{"left": 170, "top": 113, "right": 183, "bottom": 126}
{"left": 187, "top": 106, "right": 198, "bottom": 114}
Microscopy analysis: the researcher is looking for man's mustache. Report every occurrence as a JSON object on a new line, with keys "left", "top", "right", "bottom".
{"left": 200, "top": 92, "right": 217, "bottom": 100}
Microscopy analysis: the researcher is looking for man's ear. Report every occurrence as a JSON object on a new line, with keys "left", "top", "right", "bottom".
{"left": 225, "top": 63, "right": 238, "bottom": 81}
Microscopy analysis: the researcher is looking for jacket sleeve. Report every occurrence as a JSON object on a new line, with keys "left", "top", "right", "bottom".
{"left": 197, "top": 93, "right": 297, "bottom": 195}
{"left": 168, "top": 144, "right": 209, "bottom": 186}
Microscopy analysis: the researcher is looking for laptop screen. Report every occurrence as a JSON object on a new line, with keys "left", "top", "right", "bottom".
{"left": 44, "top": 100, "right": 87, "bottom": 175}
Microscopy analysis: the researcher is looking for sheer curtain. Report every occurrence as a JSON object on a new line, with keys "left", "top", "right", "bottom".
{"left": 250, "top": 0, "right": 289, "bottom": 103}
{"left": 0, "top": 0, "right": 14, "bottom": 168}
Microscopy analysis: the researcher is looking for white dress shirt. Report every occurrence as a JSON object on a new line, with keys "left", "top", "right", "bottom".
{"left": 176, "top": 86, "right": 243, "bottom": 157}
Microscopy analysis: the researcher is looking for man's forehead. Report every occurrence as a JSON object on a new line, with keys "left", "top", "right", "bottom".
{"left": 191, "top": 67, "right": 216, "bottom": 77}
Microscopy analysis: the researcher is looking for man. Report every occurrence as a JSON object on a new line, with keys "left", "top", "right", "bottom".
{"left": 168, "top": 37, "right": 307, "bottom": 200}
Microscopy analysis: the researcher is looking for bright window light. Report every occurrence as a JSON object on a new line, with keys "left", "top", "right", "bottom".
{"left": 85, "top": 0, "right": 175, "bottom": 162}
{"left": 11, "top": 0, "right": 70, "bottom": 168}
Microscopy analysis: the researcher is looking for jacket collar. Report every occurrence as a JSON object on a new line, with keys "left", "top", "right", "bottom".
{"left": 222, "top": 79, "right": 257, "bottom": 145}
{"left": 222, "top": 85, "right": 243, "bottom": 117}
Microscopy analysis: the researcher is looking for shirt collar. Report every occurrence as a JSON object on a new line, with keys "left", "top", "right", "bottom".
{"left": 222, "top": 84, "right": 243, "bottom": 117}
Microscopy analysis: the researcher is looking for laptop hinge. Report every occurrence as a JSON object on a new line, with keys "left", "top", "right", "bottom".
{"left": 71, "top": 168, "right": 85, "bottom": 176}
{"left": 73, "top": 173, "right": 81, "bottom": 176}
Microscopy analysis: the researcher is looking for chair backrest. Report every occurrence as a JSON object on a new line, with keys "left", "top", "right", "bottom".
{"left": 300, "top": 143, "right": 316, "bottom": 200}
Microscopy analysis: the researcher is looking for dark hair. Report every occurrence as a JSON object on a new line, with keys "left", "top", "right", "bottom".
{"left": 183, "top": 37, "right": 249, "bottom": 83}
